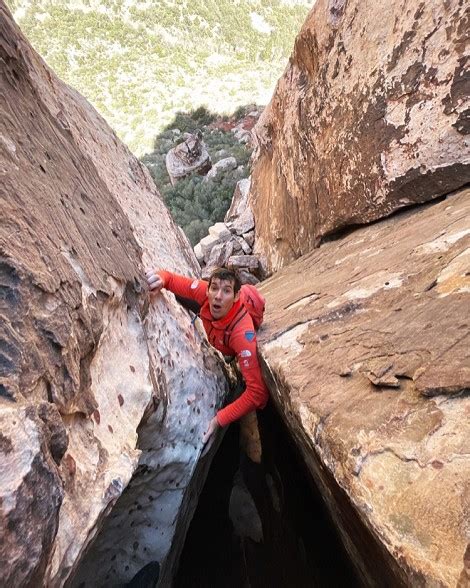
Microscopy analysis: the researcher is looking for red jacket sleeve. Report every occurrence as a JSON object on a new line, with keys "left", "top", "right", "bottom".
{"left": 216, "top": 322, "right": 269, "bottom": 427}
{"left": 157, "top": 270, "right": 208, "bottom": 307}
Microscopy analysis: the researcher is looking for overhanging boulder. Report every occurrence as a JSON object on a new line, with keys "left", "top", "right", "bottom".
{"left": 251, "top": 0, "right": 470, "bottom": 272}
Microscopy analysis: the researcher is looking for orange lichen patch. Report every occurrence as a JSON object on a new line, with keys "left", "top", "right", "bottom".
{"left": 436, "top": 274, "right": 470, "bottom": 295}
{"left": 436, "top": 247, "right": 470, "bottom": 295}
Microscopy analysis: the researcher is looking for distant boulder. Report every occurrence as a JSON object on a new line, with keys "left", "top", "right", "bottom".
{"left": 165, "top": 131, "right": 212, "bottom": 185}
{"left": 203, "top": 156, "right": 237, "bottom": 182}
{"left": 225, "top": 178, "right": 251, "bottom": 223}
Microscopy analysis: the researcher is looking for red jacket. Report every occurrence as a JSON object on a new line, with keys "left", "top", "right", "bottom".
{"left": 157, "top": 271, "right": 269, "bottom": 427}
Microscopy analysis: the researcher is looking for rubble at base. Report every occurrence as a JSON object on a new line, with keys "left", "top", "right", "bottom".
{"left": 194, "top": 177, "right": 262, "bottom": 283}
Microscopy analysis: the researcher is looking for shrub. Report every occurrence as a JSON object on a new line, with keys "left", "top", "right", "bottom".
{"left": 142, "top": 106, "right": 255, "bottom": 245}
{"left": 164, "top": 106, "right": 217, "bottom": 134}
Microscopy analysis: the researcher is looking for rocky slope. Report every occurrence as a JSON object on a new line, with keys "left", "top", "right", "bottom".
{"left": 0, "top": 3, "right": 228, "bottom": 586}
{"left": 250, "top": 0, "right": 470, "bottom": 272}
{"left": 258, "top": 188, "right": 470, "bottom": 586}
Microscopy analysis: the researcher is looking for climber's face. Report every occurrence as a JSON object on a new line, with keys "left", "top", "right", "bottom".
{"left": 208, "top": 278, "right": 239, "bottom": 319}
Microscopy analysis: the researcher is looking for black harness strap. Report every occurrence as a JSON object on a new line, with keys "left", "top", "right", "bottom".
{"left": 223, "top": 306, "right": 248, "bottom": 348}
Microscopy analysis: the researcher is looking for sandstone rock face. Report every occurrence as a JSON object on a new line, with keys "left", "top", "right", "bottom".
{"left": 251, "top": 0, "right": 470, "bottom": 272}
{"left": 0, "top": 5, "right": 227, "bottom": 586}
{"left": 258, "top": 189, "right": 470, "bottom": 586}
{"left": 208, "top": 222, "right": 231, "bottom": 241}
{"left": 227, "top": 255, "right": 259, "bottom": 271}
{"left": 202, "top": 241, "right": 234, "bottom": 280}
{"left": 0, "top": 405, "right": 64, "bottom": 586}
{"left": 225, "top": 177, "right": 255, "bottom": 236}
{"left": 225, "top": 177, "right": 251, "bottom": 223}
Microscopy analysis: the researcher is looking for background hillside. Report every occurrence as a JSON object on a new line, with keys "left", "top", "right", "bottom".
{"left": 143, "top": 105, "right": 256, "bottom": 245}
{"left": 7, "top": 0, "right": 311, "bottom": 155}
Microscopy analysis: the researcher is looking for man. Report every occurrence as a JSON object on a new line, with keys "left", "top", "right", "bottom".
{"left": 145, "top": 267, "right": 269, "bottom": 444}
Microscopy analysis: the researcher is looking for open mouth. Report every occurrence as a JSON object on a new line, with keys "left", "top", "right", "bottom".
{"left": 212, "top": 303, "right": 222, "bottom": 312}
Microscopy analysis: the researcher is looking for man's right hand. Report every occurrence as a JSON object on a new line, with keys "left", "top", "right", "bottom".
{"left": 145, "top": 269, "right": 164, "bottom": 293}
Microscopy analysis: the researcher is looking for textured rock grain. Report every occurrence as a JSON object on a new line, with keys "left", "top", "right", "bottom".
{"left": 258, "top": 189, "right": 470, "bottom": 586}
{"left": 0, "top": 5, "right": 227, "bottom": 586}
{"left": 251, "top": 0, "right": 470, "bottom": 271}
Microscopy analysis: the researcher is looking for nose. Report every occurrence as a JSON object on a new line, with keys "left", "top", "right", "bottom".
{"left": 214, "top": 288, "right": 222, "bottom": 300}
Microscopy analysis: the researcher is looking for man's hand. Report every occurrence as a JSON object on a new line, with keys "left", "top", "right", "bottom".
{"left": 145, "top": 269, "right": 164, "bottom": 293}
{"left": 202, "top": 416, "right": 220, "bottom": 444}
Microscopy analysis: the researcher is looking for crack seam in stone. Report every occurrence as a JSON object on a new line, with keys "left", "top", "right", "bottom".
{"left": 268, "top": 319, "right": 315, "bottom": 343}
{"left": 420, "top": 24, "right": 440, "bottom": 61}
{"left": 283, "top": 291, "right": 321, "bottom": 310}
{"left": 355, "top": 446, "right": 470, "bottom": 477}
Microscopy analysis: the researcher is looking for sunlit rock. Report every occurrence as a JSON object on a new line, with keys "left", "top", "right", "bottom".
{"left": 165, "top": 131, "right": 212, "bottom": 186}
{"left": 251, "top": 0, "right": 470, "bottom": 271}
{"left": 258, "top": 188, "right": 470, "bottom": 586}
{"left": 0, "top": 5, "right": 227, "bottom": 587}
{"left": 203, "top": 156, "right": 237, "bottom": 182}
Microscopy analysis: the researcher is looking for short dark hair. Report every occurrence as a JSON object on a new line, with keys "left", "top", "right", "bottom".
{"left": 208, "top": 267, "right": 241, "bottom": 294}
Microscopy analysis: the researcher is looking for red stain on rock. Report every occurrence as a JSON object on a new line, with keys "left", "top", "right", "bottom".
{"left": 240, "top": 116, "right": 257, "bottom": 131}
{"left": 213, "top": 120, "right": 236, "bottom": 132}
{"left": 63, "top": 454, "right": 76, "bottom": 477}
{"left": 118, "top": 394, "right": 124, "bottom": 407}
{"left": 93, "top": 410, "right": 101, "bottom": 424}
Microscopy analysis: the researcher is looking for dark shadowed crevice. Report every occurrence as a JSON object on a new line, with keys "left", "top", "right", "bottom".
{"left": 175, "top": 403, "right": 360, "bottom": 587}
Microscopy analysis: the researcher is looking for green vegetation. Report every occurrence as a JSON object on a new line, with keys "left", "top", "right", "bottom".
{"left": 6, "top": 0, "right": 311, "bottom": 243}
{"left": 142, "top": 106, "right": 252, "bottom": 245}
{"left": 7, "top": 0, "right": 311, "bottom": 154}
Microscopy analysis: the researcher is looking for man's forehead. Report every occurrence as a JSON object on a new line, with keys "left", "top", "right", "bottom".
{"left": 210, "top": 277, "right": 234, "bottom": 290}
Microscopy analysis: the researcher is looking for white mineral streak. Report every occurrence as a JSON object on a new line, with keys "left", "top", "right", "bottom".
{"left": 327, "top": 271, "right": 404, "bottom": 308}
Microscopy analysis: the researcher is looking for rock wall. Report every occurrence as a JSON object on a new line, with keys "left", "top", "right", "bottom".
{"left": 251, "top": 0, "right": 470, "bottom": 272}
{"left": 257, "top": 188, "right": 470, "bottom": 586}
{"left": 0, "top": 4, "right": 228, "bottom": 586}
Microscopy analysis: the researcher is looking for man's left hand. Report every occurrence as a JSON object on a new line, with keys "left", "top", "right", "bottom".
{"left": 202, "top": 416, "right": 220, "bottom": 444}
{"left": 145, "top": 269, "right": 164, "bottom": 293}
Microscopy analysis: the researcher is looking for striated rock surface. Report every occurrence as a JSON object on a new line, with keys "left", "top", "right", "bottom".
{"left": 0, "top": 5, "right": 228, "bottom": 587}
{"left": 251, "top": 0, "right": 470, "bottom": 272}
{"left": 258, "top": 188, "right": 470, "bottom": 586}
